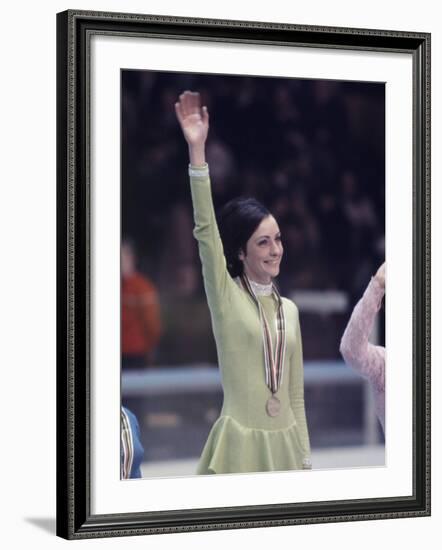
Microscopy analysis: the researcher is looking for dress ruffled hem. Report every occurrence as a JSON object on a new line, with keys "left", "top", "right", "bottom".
{"left": 196, "top": 415, "right": 307, "bottom": 475}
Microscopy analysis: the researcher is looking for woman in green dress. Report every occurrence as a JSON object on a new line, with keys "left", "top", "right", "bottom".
{"left": 175, "top": 91, "right": 311, "bottom": 474}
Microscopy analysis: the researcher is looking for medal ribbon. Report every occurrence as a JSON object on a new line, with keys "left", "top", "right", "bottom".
{"left": 240, "top": 274, "right": 286, "bottom": 394}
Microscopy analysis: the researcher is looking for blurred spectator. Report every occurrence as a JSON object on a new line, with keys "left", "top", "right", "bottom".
{"left": 316, "top": 190, "right": 351, "bottom": 288}
{"left": 341, "top": 170, "right": 378, "bottom": 253}
{"left": 121, "top": 239, "right": 162, "bottom": 369}
{"left": 206, "top": 137, "right": 236, "bottom": 199}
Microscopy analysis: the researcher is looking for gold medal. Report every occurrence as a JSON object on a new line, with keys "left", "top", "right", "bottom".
{"left": 266, "top": 395, "right": 281, "bottom": 417}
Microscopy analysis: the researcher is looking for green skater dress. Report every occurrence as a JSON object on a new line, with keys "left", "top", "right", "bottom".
{"left": 189, "top": 163, "right": 311, "bottom": 474}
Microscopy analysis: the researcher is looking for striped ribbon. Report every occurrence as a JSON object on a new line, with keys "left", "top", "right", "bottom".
{"left": 121, "top": 408, "right": 134, "bottom": 480}
{"left": 240, "top": 274, "right": 287, "bottom": 394}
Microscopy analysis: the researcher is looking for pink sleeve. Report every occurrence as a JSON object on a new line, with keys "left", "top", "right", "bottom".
{"left": 339, "top": 277, "right": 385, "bottom": 393}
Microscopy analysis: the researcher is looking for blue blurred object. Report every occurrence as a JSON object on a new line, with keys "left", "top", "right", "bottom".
{"left": 121, "top": 407, "right": 144, "bottom": 479}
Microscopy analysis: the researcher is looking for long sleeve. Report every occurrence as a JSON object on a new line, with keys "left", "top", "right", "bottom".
{"left": 340, "top": 277, "right": 385, "bottom": 394}
{"left": 289, "top": 305, "right": 312, "bottom": 469}
{"left": 189, "top": 164, "right": 232, "bottom": 315}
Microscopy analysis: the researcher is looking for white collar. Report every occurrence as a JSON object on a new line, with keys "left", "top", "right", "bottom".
{"left": 250, "top": 279, "right": 273, "bottom": 296}
{"left": 235, "top": 276, "right": 273, "bottom": 296}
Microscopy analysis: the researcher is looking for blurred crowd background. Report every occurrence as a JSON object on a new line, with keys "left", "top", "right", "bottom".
{"left": 120, "top": 70, "right": 385, "bottom": 476}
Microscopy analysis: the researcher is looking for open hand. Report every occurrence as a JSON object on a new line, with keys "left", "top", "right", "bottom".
{"left": 175, "top": 91, "right": 209, "bottom": 149}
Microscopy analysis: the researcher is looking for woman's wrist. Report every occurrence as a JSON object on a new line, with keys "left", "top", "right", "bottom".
{"left": 188, "top": 144, "right": 206, "bottom": 166}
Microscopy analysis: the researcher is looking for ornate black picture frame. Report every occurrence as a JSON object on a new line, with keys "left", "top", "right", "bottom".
{"left": 56, "top": 9, "right": 430, "bottom": 540}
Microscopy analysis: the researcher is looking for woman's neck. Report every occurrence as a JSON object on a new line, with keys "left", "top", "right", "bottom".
{"left": 244, "top": 271, "right": 271, "bottom": 286}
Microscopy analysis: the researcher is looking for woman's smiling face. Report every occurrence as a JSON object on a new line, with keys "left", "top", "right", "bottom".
{"left": 239, "top": 215, "right": 283, "bottom": 284}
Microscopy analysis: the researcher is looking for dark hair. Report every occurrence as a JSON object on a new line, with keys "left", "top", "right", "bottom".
{"left": 217, "top": 197, "right": 271, "bottom": 278}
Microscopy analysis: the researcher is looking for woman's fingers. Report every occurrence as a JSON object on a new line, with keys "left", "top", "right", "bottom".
{"left": 189, "top": 91, "right": 201, "bottom": 114}
{"left": 180, "top": 90, "right": 194, "bottom": 117}
{"left": 178, "top": 90, "right": 202, "bottom": 118}
{"left": 178, "top": 91, "right": 189, "bottom": 117}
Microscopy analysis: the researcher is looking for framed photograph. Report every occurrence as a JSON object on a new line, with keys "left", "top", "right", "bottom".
{"left": 56, "top": 9, "right": 430, "bottom": 539}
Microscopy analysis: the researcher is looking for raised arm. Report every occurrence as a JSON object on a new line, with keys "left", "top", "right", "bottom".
{"left": 339, "top": 263, "right": 385, "bottom": 390}
{"left": 175, "top": 91, "right": 231, "bottom": 313}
